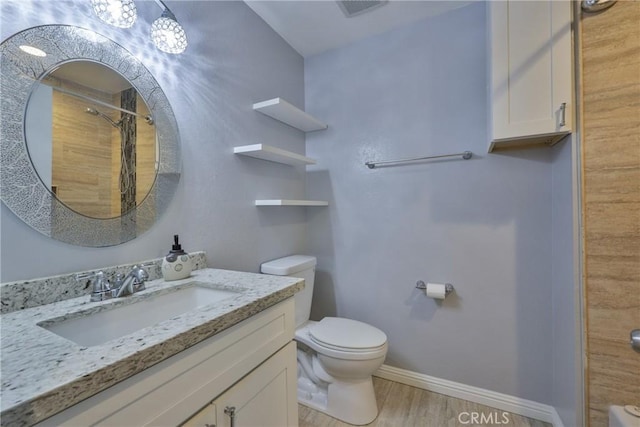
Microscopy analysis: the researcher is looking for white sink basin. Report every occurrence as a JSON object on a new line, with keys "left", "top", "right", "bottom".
{"left": 39, "top": 283, "right": 240, "bottom": 347}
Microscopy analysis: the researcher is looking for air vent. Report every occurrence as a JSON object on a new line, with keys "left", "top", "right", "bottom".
{"left": 336, "top": 0, "right": 388, "bottom": 18}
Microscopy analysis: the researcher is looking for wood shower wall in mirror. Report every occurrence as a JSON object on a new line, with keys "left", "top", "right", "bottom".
{"left": 45, "top": 78, "right": 156, "bottom": 219}
{"left": 581, "top": 1, "right": 640, "bottom": 425}
{"left": 51, "top": 78, "right": 117, "bottom": 218}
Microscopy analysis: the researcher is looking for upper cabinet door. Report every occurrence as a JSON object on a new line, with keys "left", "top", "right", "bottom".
{"left": 488, "top": 0, "right": 573, "bottom": 152}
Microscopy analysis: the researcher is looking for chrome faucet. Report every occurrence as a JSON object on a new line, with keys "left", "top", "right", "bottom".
{"left": 114, "top": 265, "right": 149, "bottom": 297}
{"left": 77, "top": 264, "right": 152, "bottom": 302}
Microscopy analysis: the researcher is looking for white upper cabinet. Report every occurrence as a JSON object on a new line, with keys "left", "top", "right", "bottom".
{"left": 487, "top": 0, "right": 573, "bottom": 152}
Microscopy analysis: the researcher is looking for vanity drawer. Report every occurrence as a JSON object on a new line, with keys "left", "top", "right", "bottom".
{"left": 37, "top": 298, "right": 295, "bottom": 426}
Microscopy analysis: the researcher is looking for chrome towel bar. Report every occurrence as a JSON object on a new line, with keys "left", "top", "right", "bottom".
{"left": 365, "top": 151, "right": 472, "bottom": 169}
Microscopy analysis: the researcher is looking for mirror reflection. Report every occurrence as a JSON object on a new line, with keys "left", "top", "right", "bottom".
{"left": 26, "top": 61, "right": 158, "bottom": 219}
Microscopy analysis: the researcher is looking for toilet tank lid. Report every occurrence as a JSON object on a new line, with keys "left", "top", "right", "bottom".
{"left": 261, "top": 255, "right": 317, "bottom": 275}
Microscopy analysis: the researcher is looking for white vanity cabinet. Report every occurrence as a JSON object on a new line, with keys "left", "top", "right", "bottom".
{"left": 487, "top": 0, "right": 573, "bottom": 152}
{"left": 37, "top": 299, "right": 298, "bottom": 427}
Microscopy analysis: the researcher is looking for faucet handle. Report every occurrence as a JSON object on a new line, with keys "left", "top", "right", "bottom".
{"left": 132, "top": 264, "right": 151, "bottom": 281}
{"left": 76, "top": 271, "right": 109, "bottom": 290}
{"left": 130, "top": 265, "right": 150, "bottom": 293}
{"left": 94, "top": 271, "right": 111, "bottom": 292}
{"left": 76, "top": 271, "right": 113, "bottom": 302}
{"left": 114, "top": 272, "right": 125, "bottom": 286}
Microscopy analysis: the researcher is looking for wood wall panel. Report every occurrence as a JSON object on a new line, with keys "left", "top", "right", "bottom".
{"left": 581, "top": 1, "right": 640, "bottom": 425}
{"left": 50, "top": 81, "right": 115, "bottom": 219}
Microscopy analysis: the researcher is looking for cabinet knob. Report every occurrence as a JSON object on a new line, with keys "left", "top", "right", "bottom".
{"left": 559, "top": 103, "right": 567, "bottom": 127}
{"left": 224, "top": 406, "right": 236, "bottom": 427}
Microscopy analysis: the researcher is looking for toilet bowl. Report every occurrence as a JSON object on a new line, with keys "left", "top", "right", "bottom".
{"left": 261, "top": 255, "right": 388, "bottom": 425}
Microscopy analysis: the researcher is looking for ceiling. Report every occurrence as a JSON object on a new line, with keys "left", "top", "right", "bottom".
{"left": 244, "top": 1, "right": 473, "bottom": 57}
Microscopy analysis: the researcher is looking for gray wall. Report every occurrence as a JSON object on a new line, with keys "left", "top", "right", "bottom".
{"left": 0, "top": 1, "right": 308, "bottom": 281}
{"left": 551, "top": 138, "right": 579, "bottom": 426}
{"left": 305, "top": 2, "right": 557, "bottom": 403}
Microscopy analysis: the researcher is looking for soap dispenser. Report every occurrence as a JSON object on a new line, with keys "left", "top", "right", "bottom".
{"left": 162, "top": 235, "right": 192, "bottom": 281}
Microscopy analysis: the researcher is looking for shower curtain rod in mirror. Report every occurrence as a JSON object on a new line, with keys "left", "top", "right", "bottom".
{"left": 51, "top": 86, "right": 148, "bottom": 119}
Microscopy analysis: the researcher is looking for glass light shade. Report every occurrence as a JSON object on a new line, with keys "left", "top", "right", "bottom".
{"left": 91, "top": 0, "right": 137, "bottom": 28}
{"left": 151, "top": 14, "right": 188, "bottom": 54}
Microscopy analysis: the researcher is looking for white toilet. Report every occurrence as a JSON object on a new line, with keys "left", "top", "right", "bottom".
{"left": 261, "top": 255, "right": 388, "bottom": 425}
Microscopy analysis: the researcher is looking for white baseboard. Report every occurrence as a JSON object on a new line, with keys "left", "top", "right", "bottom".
{"left": 374, "top": 365, "right": 564, "bottom": 427}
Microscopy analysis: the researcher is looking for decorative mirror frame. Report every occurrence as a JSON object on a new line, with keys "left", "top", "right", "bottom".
{"left": 0, "top": 25, "right": 181, "bottom": 247}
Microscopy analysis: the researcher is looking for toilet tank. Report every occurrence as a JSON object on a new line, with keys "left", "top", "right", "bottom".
{"left": 260, "top": 255, "right": 316, "bottom": 328}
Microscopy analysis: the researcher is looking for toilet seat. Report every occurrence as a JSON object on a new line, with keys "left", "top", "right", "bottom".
{"left": 309, "top": 317, "right": 387, "bottom": 350}
{"left": 310, "top": 338, "right": 387, "bottom": 354}
{"left": 296, "top": 318, "right": 388, "bottom": 361}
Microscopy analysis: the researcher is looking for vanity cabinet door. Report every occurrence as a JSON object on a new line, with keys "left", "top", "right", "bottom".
{"left": 213, "top": 341, "right": 298, "bottom": 427}
{"left": 487, "top": 0, "right": 573, "bottom": 151}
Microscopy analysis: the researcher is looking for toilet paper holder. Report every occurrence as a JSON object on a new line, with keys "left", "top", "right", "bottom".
{"left": 416, "top": 280, "right": 454, "bottom": 296}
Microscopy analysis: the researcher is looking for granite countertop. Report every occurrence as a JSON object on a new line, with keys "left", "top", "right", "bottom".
{"left": 0, "top": 268, "right": 303, "bottom": 426}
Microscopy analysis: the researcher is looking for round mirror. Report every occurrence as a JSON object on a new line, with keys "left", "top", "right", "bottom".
{"left": 0, "top": 25, "right": 181, "bottom": 247}
{"left": 26, "top": 61, "right": 159, "bottom": 219}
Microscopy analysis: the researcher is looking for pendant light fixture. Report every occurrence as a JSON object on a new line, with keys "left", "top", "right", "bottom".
{"left": 150, "top": 1, "right": 188, "bottom": 54}
{"left": 90, "top": 0, "right": 137, "bottom": 28}
{"left": 89, "top": 0, "right": 187, "bottom": 54}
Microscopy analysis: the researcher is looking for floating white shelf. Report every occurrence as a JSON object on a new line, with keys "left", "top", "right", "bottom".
{"left": 255, "top": 199, "right": 329, "bottom": 207}
{"left": 234, "top": 144, "right": 316, "bottom": 166}
{"left": 253, "top": 98, "right": 327, "bottom": 132}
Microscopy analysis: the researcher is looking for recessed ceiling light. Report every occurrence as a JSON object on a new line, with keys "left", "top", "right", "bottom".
{"left": 19, "top": 45, "right": 46, "bottom": 57}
